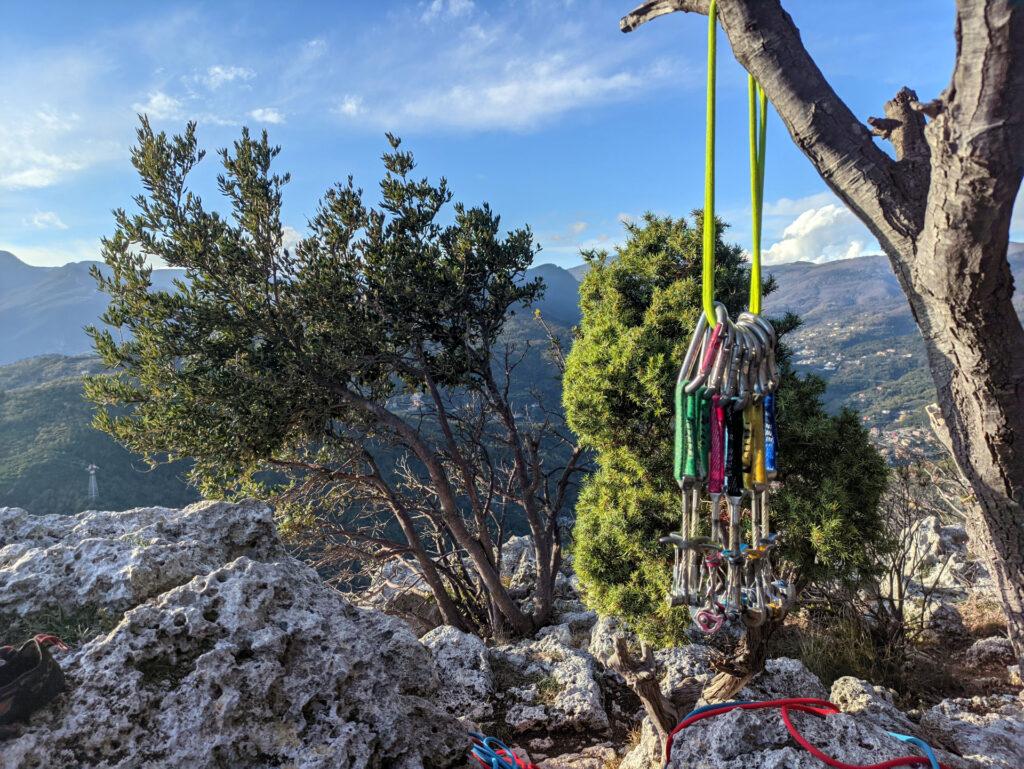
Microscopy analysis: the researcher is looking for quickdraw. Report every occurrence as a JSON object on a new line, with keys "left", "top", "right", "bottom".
{"left": 664, "top": 699, "right": 946, "bottom": 769}
{"left": 469, "top": 732, "right": 538, "bottom": 769}
{"left": 662, "top": 0, "right": 794, "bottom": 632}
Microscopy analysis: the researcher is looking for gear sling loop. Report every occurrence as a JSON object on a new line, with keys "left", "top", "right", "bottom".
{"left": 663, "top": 0, "right": 790, "bottom": 632}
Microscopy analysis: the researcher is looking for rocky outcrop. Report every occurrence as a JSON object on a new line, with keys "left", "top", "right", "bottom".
{"left": 963, "top": 636, "right": 1016, "bottom": 668}
{"left": 0, "top": 503, "right": 467, "bottom": 769}
{"left": 490, "top": 633, "right": 609, "bottom": 734}
{"left": 420, "top": 625, "right": 495, "bottom": 724}
{"left": 362, "top": 558, "right": 443, "bottom": 637}
{"left": 665, "top": 704, "right": 923, "bottom": 769}
{"left": 921, "top": 695, "right": 1024, "bottom": 769}
{"left": 740, "top": 656, "right": 829, "bottom": 701}
{"left": 0, "top": 501, "right": 283, "bottom": 621}
{"left": 829, "top": 676, "right": 916, "bottom": 734}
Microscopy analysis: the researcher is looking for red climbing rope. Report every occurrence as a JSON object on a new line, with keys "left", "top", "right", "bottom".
{"left": 665, "top": 698, "right": 951, "bottom": 769}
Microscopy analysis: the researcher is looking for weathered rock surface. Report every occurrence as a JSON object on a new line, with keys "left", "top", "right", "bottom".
{"left": 665, "top": 705, "right": 919, "bottom": 769}
{"left": 963, "top": 636, "right": 1016, "bottom": 668}
{"left": 921, "top": 695, "right": 1024, "bottom": 769}
{"left": 362, "top": 558, "right": 443, "bottom": 637}
{"left": 656, "top": 643, "right": 715, "bottom": 698}
{"left": 491, "top": 633, "right": 609, "bottom": 734}
{"left": 740, "top": 656, "right": 829, "bottom": 701}
{"left": 1, "top": 504, "right": 467, "bottom": 769}
{"left": 420, "top": 625, "right": 495, "bottom": 724}
{"left": 829, "top": 676, "right": 916, "bottom": 734}
{"left": 536, "top": 743, "right": 619, "bottom": 768}
{"left": 0, "top": 500, "right": 284, "bottom": 620}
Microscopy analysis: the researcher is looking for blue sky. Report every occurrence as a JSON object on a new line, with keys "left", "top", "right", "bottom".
{"left": 2, "top": 0, "right": 1019, "bottom": 269}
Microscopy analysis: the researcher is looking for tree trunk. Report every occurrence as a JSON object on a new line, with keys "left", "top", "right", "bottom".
{"left": 620, "top": 0, "right": 1024, "bottom": 673}
{"left": 608, "top": 636, "right": 700, "bottom": 745}
{"left": 702, "top": 618, "right": 780, "bottom": 703}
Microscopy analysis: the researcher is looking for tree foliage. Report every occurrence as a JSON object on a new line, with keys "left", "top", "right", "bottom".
{"left": 86, "top": 120, "right": 585, "bottom": 639}
{"left": 564, "top": 213, "right": 888, "bottom": 647}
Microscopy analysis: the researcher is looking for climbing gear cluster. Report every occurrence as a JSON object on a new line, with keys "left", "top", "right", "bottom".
{"left": 469, "top": 732, "right": 537, "bottom": 769}
{"left": 665, "top": 698, "right": 946, "bottom": 769}
{"left": 665, "top": 304, "right": 789, "bottom": 633}
{"left": 662, "top": 0, "right": 794, "bottom": 632}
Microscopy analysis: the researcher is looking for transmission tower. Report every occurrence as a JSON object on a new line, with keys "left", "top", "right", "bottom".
{"left": 86, "top": 464, "right": 99, "bottom": 501}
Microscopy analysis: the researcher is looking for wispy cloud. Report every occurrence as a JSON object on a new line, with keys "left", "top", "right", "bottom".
{"left": 132, "top": 91, "right": 182, "bottom": 119}
{"left": 27, "top": 211, "right": 68, "bottom": 230}
{"left": 0, "top": 49, "right": 123, "bottom": 190}
{"left": 313, "top": 6, "right": 692, "bottom": 132}
{"left": 422, "top": 0, "right": 475, "bottom": 23}
{"left": 204, "top": 65, "right": 255, "bottom": 89}
{"left": 248, "top": 107, "right": 285, "bottom": 124}
{"left": 334, "top": 95, "right": 364, "bottom": 118}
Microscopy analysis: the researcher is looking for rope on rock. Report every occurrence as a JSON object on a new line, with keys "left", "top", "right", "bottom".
{"left": 664, "top": 698, "right": 946, "bottom": 769}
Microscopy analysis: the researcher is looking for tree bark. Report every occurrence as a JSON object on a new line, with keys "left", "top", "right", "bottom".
{"left": 608, "top": 636, "right": 700, "bottom": 745}
{"left": 621, "top": 0, "right": 1024, "bottom": 671}
{"left": 702, "top": 618, "right": 780, "bottom": 702}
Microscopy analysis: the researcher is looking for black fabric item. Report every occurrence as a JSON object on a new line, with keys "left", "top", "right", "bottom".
{"left": 0, "top": 637, "right": 66, "bottom": 729}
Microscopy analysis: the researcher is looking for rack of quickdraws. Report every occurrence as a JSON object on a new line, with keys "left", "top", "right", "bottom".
{"left": 660, "top": 0, "right": 795, "bottom": 634}
{"left": 662, "top": 302, "right": 794, "bottom": 633}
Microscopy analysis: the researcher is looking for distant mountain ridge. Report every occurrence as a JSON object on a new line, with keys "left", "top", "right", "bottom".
{"left": 3, "top": 246, "right": 1022, "bottom": 431}
{"left": 0, "top": 252, "right": 183, "bottom": 365}
{"left": 0, "top": 253, "right": 580, "bottom": 365}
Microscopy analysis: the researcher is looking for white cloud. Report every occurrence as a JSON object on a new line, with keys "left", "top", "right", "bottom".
{"left": 374, "top": 54, "right": 669, "bottom": 131}
{"left": 302, "top": 38, "right": 327, "bottom": 61}
{"left": 28, "top": 211, "right": 68, "bottom": 230}
{"left": 132, "top": 91, "right": 182, "bottom": 119}
{"left": 334, "top": 95, "right": 364, "bottom": 117}
{"left": 248, "top": 107, "right": 285, "bottom": 124}
{"left": 204, "top": 65, "right": 255, "bottom": 89}
{"left": 764, "top": 202, "right": 879, "bottom": 264}
{"left": 546, "top": 220, "right": 590, "bottom": 243}
{"left": 282, "top": 225, "right": 302, "bottom": 254}
{"left": 422, "top": 0, "right": 474, "bottom": 22}
{"left": 762, "top": 192, "right": 835, "bottom": 217}
{"left": 0, "top": 102, "right": 116, "bottom": 190}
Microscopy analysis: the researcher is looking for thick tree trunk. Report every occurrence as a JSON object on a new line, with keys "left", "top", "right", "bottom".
{"left": 620, "top": 0, "right": 1024, "bottom": 672}
{"left": 702, "top": 618, "right": 780, "bottom": 703}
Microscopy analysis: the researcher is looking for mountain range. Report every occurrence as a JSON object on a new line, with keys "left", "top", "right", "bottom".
{"left": 1, "top": 246, "right": 1021, "bottom": 513}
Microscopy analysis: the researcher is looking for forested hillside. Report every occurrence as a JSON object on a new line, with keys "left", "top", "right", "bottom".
{"left": 0, "top": 356, "right": 199, "bottom": 514}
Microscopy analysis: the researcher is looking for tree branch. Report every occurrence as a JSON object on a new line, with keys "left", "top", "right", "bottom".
{"left": 620, "top": 0, "right": 924, "bottom": 253}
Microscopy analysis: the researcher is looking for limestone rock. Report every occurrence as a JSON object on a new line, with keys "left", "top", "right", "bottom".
{"left": 421, "top": 625, "right": 494, "bottom": 724}
{"left": 588, "top": 615, "right": 635, "bottom": 668}
{"left": 620, "top": 717, "right": 662, "bottom": 769}
{"left": 741, "top": 657, "right": 828, "bottom": 701}
{"left": 2, "top": 556, "right": 466, "bottom": 769}
{"left": 963, "top": 636, "right": 1016, "bottom": 668}
{"left": 665, "top": 706, "right": 916, "bottom": 769}
{"left": 830, "top": 676, "right": 916, "bottom": 734}
{"left": 502, "top": 535, "right": 539, "bottom": 593}
{"left": 0, "top": 500, "right": 284, "bottom": 621}
{"left": 537, "top": 743, "right": 619, "bottom": 769}
{"left": 921, "top": 695, "right": 1024, "bottom": 769}
{"left": 490, "top": 634, "right": 608, "bottom": 734}
{"left": 656, "top": 644, "right": 715, "bottom": 699}
{"left": 924, "top": 601, "right": 966, "bottom": 636}
{"left": 361, "top": 558, "right": 442, "bottom": 636}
